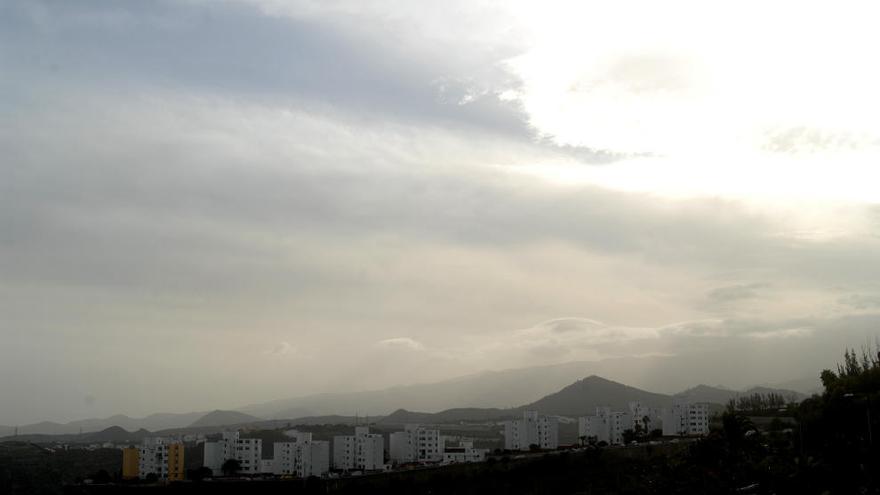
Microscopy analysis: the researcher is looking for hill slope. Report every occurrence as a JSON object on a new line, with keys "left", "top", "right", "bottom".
{"left": 521, "top": 375, "right": 673, "bottom": 416}
{"left": 190, "top": 410, "right": 262, "bottom": 428}
{"left": 236, "top": 357, "right": 682, "bottom": 419}
{"left": 674, "top": 384, "right": 806, "bottom": 405}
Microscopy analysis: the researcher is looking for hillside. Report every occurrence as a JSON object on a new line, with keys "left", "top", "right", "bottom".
{"left": 189, "top": 410, "right": 262, "bottom": 428}
{"left": 236, "top": 357, "right": 680, "bottom": 419}
{"left": 235, "top": 350, "right": 823, "bottom": 420}
{"left": 520, "top": 375, "right": 673, "bottom": 416}
{"left": 0, "top": 412, "right": 205, "bottom": 437}
{"left": 378, "top": 407, "right": 513, "bottom": 425}
{"left": 674, "top": 384, "right": 806, "bottom": 405}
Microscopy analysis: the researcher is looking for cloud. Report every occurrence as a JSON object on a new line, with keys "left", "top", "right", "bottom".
{"left": 838, "top": 294, "right": 880, "bottom": 310}
{"left": 265, "top": 342, "right": 294, "bottom": 356}
{"left": 0, "top": 0, "right": 532, "bottom": 140}
{"left": 375, "top": 337, "right": 425, "bottom": 351}
{"left": 2, "top": 0, "right": 880, "bottom": 425}
{"left": 706, "top": 284, "right": 767, "bottom": 304}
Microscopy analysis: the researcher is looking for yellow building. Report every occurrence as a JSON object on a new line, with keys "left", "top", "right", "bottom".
{"left": 122, "top": 447, "right": 140, "bottom": 480}
{"left": 167, "top": 443, "right": 185, "bottom": 481}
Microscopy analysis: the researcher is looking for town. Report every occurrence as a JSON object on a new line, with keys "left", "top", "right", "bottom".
{"left": 118, "top": 399, "right": 710, "bottom": 482}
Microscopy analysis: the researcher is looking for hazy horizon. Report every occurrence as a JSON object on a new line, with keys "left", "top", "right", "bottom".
{"left": 2, "top": 0, "right": 880, "bottom": 426}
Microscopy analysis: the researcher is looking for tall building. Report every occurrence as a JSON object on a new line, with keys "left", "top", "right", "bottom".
{"left": 271, "top": 430, "right": 330, "bottom": 478}
{"left": 628, "top": 401, "right": 662, "bottom": 433}
{"left": 167, "top": 443, "right": 185, "bottom": 481}
{"left": 662, "top": 400, "right": 710, "bottom": 436}
{"left": 121, "top": 447, "right": 139, "bottom": 480}
{"left": 578, "top": 407, "right": 633, "bottom": 445}
{"left": 389, "top": 425, "right": 444, "bottom": 464}
{"left": 503, "top": 411, "right": 559, "bottom": 451}
{"left": 333, "top": 426, "right": 384, "bottom": 471}
{"left": 203, "top": 431, "right": 263, "bottom": 475}
{"left": 135, "top": 437, "right": 185, "bottom": 480}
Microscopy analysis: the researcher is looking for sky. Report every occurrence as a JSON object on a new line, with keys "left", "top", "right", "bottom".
{"left": 2, "top": 0, "right": 880, "bottom": 425}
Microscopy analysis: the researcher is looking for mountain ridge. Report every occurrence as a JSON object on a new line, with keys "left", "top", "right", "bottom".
{"left": 2, "top": 356, "right": 821, "bottom": 435}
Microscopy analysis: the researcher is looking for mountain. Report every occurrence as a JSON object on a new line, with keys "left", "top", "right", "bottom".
{"left": 674, "top": 385, "right": 739, "bottom": 405}
{"left": 189, "top": 410, "right": 262, "bottom": 428}
{"left": 0, "top": 412, "right": 206, "bottom": 436}
{"left": 373, "top": 376, "right": 677, "bottom": 425}
{"left": 236, "top": 350, "right": 825, "bottom": 420}
{"left": 81, "top": 426, "right": 150, "bottom": 443}
{"left": 521, "top": 375, "right": 673, "bottom": 416}
{"left": 237, "top": 357, "right": 674, "bottom": 419}
{"left": 378, "top": 407, "right": 511, "bottom": 425}
{"left": 5, "top": 352, "right": 826, "bottom": 434}
{"left": 674, "top": 384, "right": 807, "bottom": 405}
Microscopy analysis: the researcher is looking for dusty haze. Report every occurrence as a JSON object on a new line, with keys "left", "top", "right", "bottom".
{"left": 1, "top": 0, "right": 879, "bottom": 425}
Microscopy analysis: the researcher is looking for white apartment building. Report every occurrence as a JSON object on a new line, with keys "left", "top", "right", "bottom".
{"left": 662, "top": 400, "right": 710, "bottom": 436}
{"left": 138, "top": 437, "right": 169, "bottom": 479}
{"left": 442, "top": 440, "right": 489, "bottom": 465}
{"left": 503, "top": 411, "right": 559, "bottom": 451}
{"left": 332, "top": 426, "right": 384, "bottom": 471}
{"left": 271, "top": 430, "right": 330, "bottom": 478}
{"left": 301, "top": 441, "right": 330, "bottom": 477}
{"left": 203, "top": 431, "right": 263, "bottom": 475}
{"left": 628, "top": 401, "right": 662, "bottom": 433}
{"left": 578, "top": 407, "right": 633, "bottom": 446}
{"left": 389, "top": 425, "right": 444, "bottom": 464}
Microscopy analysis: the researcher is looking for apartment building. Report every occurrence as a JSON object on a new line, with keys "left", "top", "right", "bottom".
{"left": 271, "top": 430, "right": 330, "bottom": 478}
{"left": 662, "top": 400, "right": 710, "bottom": 436}
{"left": 203, "top": 431, "right": 263, "bottom": 475}
{"left": 578, "top": 407, "right": 633, "bottom": 446}
{"left": 442, "top": 439, "right": 489, "bottom": 464}
{"left": 130, "top": 437, "right": 185, "bottom": 480}
{"left": 332, "top": 426, "right": 384, "bottom": 471}
{"left": 503, "top": 411, "right": 559, "bottom": 451}
{"left": 389, "top": 424, "right": 444, "bottom": 464}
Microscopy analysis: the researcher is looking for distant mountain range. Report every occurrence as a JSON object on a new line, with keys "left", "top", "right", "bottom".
{"left": 357, "top": 376, "right": 805, "bottom": 426}
{"left": 0, "top": 411, "right": 206, "bottom": 437}
{"left": 1, "top": 357, "right": 819, "bottom": 437}
{"left": 189, "top": 410, "right": 261, "bottom": 428}
{"left": 235, "top": 354, "right": 819, "bottom": 420}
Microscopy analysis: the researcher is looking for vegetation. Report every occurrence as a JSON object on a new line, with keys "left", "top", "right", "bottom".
{"left": 220, "top": 459, "right": 241, "bottom": 477}
{"left": 726, "top": 391, "right": 794, "bottom": 414}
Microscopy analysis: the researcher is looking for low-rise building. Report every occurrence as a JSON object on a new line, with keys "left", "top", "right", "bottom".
{"left": 442, "top": 440, "right": 488, "bottom": 464}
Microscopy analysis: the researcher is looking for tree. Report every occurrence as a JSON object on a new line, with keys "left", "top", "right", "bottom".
{"left": 221, "top": 458, "right": 242, "bottom": 477}
{"left": 90, "top": 470, "right": 111, "bottom": 485}
{"left": 622, "top": 429, "right": 637, "bottom": 445}
{"left": 188, "top": 466, "right": 213, "bottom": 481}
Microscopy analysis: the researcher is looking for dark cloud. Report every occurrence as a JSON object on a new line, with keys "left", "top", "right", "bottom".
{"left": 0, "top": 0, "right": 532, "bottom": 139}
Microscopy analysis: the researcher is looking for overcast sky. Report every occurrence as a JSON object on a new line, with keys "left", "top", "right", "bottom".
{"left": 2, "top": 0, "right": 880, "bottom": 425}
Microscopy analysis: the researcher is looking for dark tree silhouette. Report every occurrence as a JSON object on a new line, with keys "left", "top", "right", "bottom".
{"left": 221, "top": 458, "right": 242, "bottom": 477}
